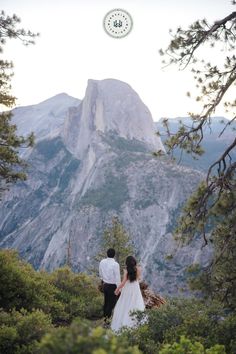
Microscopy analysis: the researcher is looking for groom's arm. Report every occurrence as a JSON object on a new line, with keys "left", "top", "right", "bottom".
{"left": 99, "top": 261, "right": 103, "bottom": 280}
{"left": 115, "top": 270, "right": 127, "bottom": 295}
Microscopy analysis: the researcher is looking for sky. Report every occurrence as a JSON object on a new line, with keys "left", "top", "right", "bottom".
{"left": 1, "top": 0, "right": 234, "bottom": 120}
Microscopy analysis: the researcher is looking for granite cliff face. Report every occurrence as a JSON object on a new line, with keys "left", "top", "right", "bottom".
{"left": 0, "top": 79, "right": 210, "bottom": 296}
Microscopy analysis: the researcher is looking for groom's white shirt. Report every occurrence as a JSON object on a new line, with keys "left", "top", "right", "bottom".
{"left": 99, "top": 257, "right": 121, "bottom": 286}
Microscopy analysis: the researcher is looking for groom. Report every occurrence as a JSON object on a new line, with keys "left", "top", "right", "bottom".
{"left": 99, "top": 248, "right": 121, "bottom": 325}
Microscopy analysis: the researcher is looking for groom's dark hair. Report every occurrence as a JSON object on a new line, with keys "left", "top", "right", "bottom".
{"left": 107, "top": 248, "right": 115, "bottom": 258}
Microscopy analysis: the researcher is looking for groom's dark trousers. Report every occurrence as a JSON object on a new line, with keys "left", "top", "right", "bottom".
{"left": 103, "top": 283, "right": 118, "bottom": 318}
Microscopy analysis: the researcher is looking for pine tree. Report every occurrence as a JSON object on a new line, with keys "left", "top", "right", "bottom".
{"left": 187, "top": 190, "right": 236, "bottom": 309}
{"left": 96, "top": 217, "right": 135, "bottom": 270}
{"left": 0, "top": 11, "right": 39, "bottom": 196}
{"left": 159, "top": 4, "right": 236, "bottom": 307}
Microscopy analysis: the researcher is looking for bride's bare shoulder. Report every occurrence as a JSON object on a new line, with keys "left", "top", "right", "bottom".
{"left": 136, "top": 265, "right": 142, "bottom": 277}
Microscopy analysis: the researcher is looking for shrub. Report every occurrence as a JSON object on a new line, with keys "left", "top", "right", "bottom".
{"left": 50, "top": 267, "right": 103, "bottom": 320}
{"left": 0, "top": 249, "right": 67, "bottom": 323}
{"left": 0, "top": 308, "right": 52, "bottom": 354}
{"left": 38, "top": 318, "right": 141, "bottom": 354}
{"left": 0, "top": 250, "right": 103, "bottom": 324}
{"left": 159, "top": 336, "right": 226, "bottom": 354}
{"left": 123, "top": 299, "right": 235, "bottom": 353}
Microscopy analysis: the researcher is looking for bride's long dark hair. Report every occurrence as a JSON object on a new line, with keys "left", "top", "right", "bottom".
{"left": 126, "top": 256, "right": 137, "bottom": 282}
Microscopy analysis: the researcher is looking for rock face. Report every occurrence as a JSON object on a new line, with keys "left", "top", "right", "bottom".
{"left": 12, "top": 93, "right": 80, "bottom": 142}
{"left": 0, "top": 79, "right": 211, "bottom": 296}
{"left": 64, "top": 79, "right": 163, "bottom": 157}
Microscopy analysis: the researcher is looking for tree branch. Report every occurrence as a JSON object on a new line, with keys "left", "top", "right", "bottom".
{"left": 207, "top": 138, "right": 236, "bottom": 183}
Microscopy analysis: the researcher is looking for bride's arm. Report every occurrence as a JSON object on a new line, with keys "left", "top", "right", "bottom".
{"left": 115, "top": 270, "right": 127, "bottom": 295}
{"left": 137, "top": 266, "right": 142, "bottom": 281}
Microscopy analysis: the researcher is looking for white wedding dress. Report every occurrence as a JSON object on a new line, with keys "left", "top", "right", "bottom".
{"left": 111, "top": 279, "right": 145, "bottom": 332}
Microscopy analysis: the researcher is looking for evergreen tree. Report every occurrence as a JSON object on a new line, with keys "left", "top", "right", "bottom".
{"left": 159, "top": 4, "right": 236, "bottom": 307}
{"left": 0, "top": 10, "right": 38, "bottom": 196}
{"left": 96, "top": 217, "right": 135, "bottom": 270}
{"left": 187, "top": 190, "right": 236, "bottom": 309}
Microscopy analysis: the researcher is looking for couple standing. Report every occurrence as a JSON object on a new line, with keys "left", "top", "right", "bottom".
{"left": 99, "top": 248, "right": 145, "bottom": 331}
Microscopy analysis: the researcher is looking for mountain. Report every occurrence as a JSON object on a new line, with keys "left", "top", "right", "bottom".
{"left": 12, "top": 93, "right": 80, "bottom": 142}
{"left": 0, "top": 79, "right": 210, "bottom": 296}
{"left": 155, "top": 117, "right": 236, "bottom": 171}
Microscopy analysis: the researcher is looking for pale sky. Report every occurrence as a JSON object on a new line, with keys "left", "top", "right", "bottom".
{"left": 1, "top": 0, "right": 234, "bottom": 120}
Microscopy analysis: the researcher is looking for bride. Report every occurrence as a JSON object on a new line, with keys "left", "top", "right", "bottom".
{"left": 111, "top": 255, "right": 145, "bottom": 332}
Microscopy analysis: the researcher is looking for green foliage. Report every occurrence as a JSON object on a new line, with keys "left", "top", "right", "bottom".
{"left": 0, "top": 308, "right": 52, "bottom": 354}
{"left": 124, "top": 299, "right": 235, "bottom": 354}
{"left": 36, "top": 137, "right": 65, "bottom": 161}
{"left": 0, "top": 250, "right": 103, "bottom": 324}
{"left": 159, "top": 6, "right": 236, "bottom": 312}
{"left": 0, "top": 11, "right": 38, "bottom": 195}
{"left": 36, "top": 137, "right": 81, "bottom": 192}
{"left": 0, "top": 111, "right": 34, "bottom": 194}
{"left": 177, "top": 188, "right": 236, "bottom": 309}
{"left": 156, "top": 118, "right": 236, "bottom": 172}
{"left": 96, "top": 217, "right": 135, "bottom": 270}
{"left": 0, "top": 249, "right": 66, "bottom": 323}
{"left": 49, "top": 267, "right": 103, "bottom": 321}
{"left": 114, "top": 152, "right": 148, "bottom": 170}
{"left": 38, "top": 318, "right": 141, "bottom": 354}
{"left": 159, "top": 336, "right": 226, "bottom": 354}
{"left": 103, "top": 133, "right": 148, "bottom": 153}
{"left": 80, "top": 172, "right": 129, "bottom": 211}
{"left": 0, "top": 11, "right": 39, "bottom": 50}
{"left": 160, "top": 11, "right": 236, "bottom": 123}
{"left": 1, "top": 250, "right": 236, "bottom": 353}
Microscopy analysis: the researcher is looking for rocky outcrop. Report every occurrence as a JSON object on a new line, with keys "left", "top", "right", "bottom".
{"left": 140, "top": 282, "right": 166, "bottom": 308}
